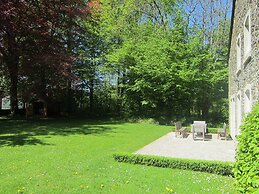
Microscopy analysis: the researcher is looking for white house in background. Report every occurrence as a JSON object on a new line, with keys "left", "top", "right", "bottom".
{"left": 1, "top": 96, "right": 11, "bottom": 110}
{"left": 228, "top": 0, "right": 259, "bottom": 140}
{"left": 0, "top": 96, "right": 24, "bottom": 110}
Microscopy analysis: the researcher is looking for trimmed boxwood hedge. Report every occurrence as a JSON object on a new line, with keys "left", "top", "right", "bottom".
{"left": 233, "top": 104, "right": 259, "bottom": 193}
{"left": 113, "top": 153, "right": 234, "bottom": 176}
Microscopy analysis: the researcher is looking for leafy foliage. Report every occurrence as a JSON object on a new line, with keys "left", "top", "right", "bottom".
{"left": 114, "top": 153, "right": 234, "bottom": 176}
{"left": 0, "top": 0, "right": 230, "bottom": 123}
{"left": 233, "top": 104, "right": 259, "bottom": 193}
{"left": 98, "top": 0, "right": 229, "bottom": 124}
{"left": 0, "top": 0, "right": 88, "bottom": 114}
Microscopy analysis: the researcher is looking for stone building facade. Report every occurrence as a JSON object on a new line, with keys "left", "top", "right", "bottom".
{"left": 228, "top": 0, "right": 259, "bottom": 139}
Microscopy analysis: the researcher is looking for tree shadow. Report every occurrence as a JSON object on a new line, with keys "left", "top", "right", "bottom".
{"left": 0, "top": 134, "right": 51, "bottom": 146}
{"left": 0, "top": 118, "right": 119, "bottom": 147}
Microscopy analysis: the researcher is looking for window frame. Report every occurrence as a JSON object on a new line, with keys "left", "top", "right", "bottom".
{"left": 244, "top": 84, "right": 252, "bottom": 114}
{"left": 243, "top": 9, "right": 252, "bottom": 66}
{"left": 236, "top": 34, "right": 242, "bottom": 75}
{"left": 236, "top": 91, "right": 242, "bottom": 135}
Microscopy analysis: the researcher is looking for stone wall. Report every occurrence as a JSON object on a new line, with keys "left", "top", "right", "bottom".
{"left": 228, "top": 0, "right": 259, "bottom": 139}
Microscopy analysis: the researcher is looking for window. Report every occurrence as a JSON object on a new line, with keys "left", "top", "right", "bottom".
{"left": 244, "top": 85, "right": 252, "bottom": 114}
{"left": 236, "top": 91, "right": 242, "bottom": 135}
{"left": 243, "top": 10, "right": 252, "bottom": 64}
{"left": 236, "top": 34, "right": 241, "bottom": 74}
{"left": 230, "top": 96, "right": 236, "bottom": 138}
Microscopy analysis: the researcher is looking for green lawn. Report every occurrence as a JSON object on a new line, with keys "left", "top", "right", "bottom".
{"left": 0, "top": 119, "right": 236, "bottom": 193}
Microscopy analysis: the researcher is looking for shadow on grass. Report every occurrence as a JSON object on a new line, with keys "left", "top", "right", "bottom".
{"left": 0, "top": 133, "right": 51, "bottom": 146}
{"left": 0, "top": 118, "right": 120, "bottom": 147}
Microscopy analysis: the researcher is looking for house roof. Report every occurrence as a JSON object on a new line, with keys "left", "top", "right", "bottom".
{"left": 228, "top": 0, "right": 236, "bottom": 61}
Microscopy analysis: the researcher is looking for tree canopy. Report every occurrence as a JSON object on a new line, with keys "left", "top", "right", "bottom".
{"left": 0, "top": 0, "right": 231, "bottom": 124}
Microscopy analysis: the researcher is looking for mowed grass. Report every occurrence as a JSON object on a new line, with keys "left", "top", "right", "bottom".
{"left": 0, "top": 119, "right": 236, "bottom": 194}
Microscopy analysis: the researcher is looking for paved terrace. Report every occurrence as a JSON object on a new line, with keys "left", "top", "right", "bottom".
{"left": 135, "top": 132, "right": 236, "bottom": 162}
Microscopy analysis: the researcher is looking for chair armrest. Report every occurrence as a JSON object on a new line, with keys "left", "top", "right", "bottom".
{"left": 179, "top": 127, "right": 186, "bottom": 132}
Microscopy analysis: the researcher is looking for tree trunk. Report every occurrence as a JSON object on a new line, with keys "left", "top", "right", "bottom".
{"left": 66, "top": 80, "right": 72, "bottom": 113}
{"left": 40, "top": 67, "right": 47, "bottom": 117}
{"left": 66, "top": 17, "right": 73, "bottom": 114}
{"left": 3, "top": 33, "right": 20, "bottom": 116}
{"left": 89, "top": 78, "right": 94, "bottom": 113}
{"left": 116, "top": 70, "right": 121, "bottom": 113}
{"left": 6, "top": 56, "right": 19, "bottom": 116}
{"left": 201, "top": 98, "right": 210, "bottom": 120}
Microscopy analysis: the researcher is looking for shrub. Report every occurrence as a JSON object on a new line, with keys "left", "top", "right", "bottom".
{"left": 233, "top": 104, "right": 259, "bottom": 193}
{"left": 137, "top": 118, "right": 158, "bottom": 125}
{"left": 113, "top": 153, "right": 234, "bottom": 176}
{"left": 126, "top": 118, "right": 159, "bottom": 125}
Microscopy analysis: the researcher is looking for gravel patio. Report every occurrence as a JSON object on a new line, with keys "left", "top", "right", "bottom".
{"left": 135, "top": 132, "right": 236, "bottom": 162}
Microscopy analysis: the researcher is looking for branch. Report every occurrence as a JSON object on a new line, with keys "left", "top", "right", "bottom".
{"left": 152, "top": 0, "right": 165, "bottom": 26}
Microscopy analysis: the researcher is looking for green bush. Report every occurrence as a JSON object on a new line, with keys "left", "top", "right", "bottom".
{"left": 113, "top": 153, "right": 234, "bottom": 176}
{"left": 233, "top": 104, "right": 259, "bottom": 193}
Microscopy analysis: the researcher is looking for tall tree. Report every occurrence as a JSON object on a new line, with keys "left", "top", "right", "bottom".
{"left": 181, "top": 0, "right": 231, "bottom": 120}
{"left": 0, "top": 0, "right": 88, "bottom": 115}
{"left": 98, "top": 0, "right": 230, "bottom": 123}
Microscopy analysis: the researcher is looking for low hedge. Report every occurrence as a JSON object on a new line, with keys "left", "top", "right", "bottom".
{"left": 113, "top": 153, "right": 234, "bottom": 176}
{"left": 233, "top": 104, "right": 259, "bottom": 193}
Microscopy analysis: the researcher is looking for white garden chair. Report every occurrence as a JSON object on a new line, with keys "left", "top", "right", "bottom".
{"left": 192, "top": 121, "right": 207, "bottom": 141}
{"left": 175, "top": 121, "right": 187, "bottom": 138}
{"left": 217, "top": 123, "right": 227, "bottom": 140}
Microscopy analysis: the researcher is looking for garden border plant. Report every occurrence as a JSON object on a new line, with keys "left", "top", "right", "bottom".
{"left": 113, "top": 153, "right": 234, "bottom": 176}
{"left": 233, "top": 104, "right": 259, "bottom": 193}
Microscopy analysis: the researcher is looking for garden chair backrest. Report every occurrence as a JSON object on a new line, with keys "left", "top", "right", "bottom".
{"left": 192, "top": 124, "right": 206, "bottom": 133}
{"left": 222, "top": 123, "right": 227, "bottom": 132}
{"left": 175, "top": 121, "right": 182, "bottom": 130}
{"left": 194, "top": 121, "right": 206, "bottom": 125}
